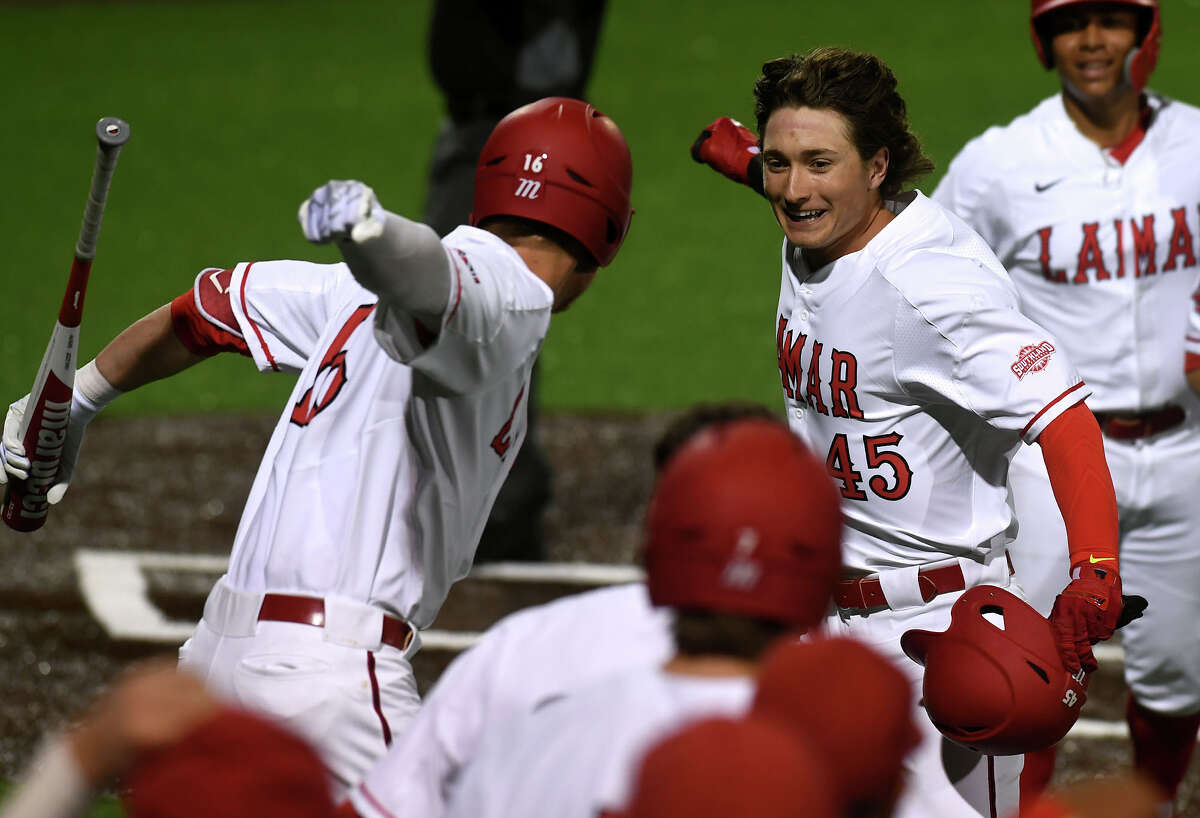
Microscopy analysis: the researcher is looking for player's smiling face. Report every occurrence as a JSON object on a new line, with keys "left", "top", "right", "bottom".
{"left": 1047, "top": 4, "right": 1140, "bottom": 101}
{"left": 761, "top": 105, "right": 889, "bottom": 268}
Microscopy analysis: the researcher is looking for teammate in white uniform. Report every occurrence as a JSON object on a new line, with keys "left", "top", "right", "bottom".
{"left": 348, "top": 583, "right": 672, "bottom": 818}
{"left": 442, "top": 417, "right": 845, "bottom": 818}
{"left": 0, "top": 97, "right": 634, "bottom": 796}
{"left": 931, "top": 3, "right": 1200, "bottom": 812}
{"left": 692, "top": 48, "right": 1124, "bottom": 818}
{"left": 346, "top": 402, "right": 772, "bottom": 818}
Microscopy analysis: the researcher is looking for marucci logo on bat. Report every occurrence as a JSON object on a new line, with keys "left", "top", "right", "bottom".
{"left": 1010, "top": 341, "right": 1056, "bottom": 379}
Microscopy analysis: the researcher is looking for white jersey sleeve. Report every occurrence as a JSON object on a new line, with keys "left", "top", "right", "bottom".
{"left": 371, "top": 226, "right": 553, "bottom": 394}
{"left": 889, "top": 257, "right": 1088, "bottom": 443}
{"left": 224, "top": 260, "right": 355, "bottom": 374}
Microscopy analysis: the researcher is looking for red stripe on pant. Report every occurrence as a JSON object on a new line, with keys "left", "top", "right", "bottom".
{"left": 366, "top": 651, "right": 392, "bottom": 746}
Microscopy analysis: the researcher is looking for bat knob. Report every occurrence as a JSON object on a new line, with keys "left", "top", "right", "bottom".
{"left": 96, "top": 117, "right": 131, "bottom": 150}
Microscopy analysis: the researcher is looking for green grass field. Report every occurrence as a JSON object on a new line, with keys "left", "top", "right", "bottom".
{"left": 5, "top": 0, "right": 1200, "bottom": 415}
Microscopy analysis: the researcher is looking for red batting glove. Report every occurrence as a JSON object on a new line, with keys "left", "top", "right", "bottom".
{"left": 690, "top": 116, "right": 764, "bottom": 195}
{"left": 1048, "top": 561, "right": 1123, "bottom": 674}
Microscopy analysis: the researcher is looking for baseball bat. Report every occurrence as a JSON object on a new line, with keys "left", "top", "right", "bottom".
{"left": 2, "top": 117, "right": 130, "bottom": 532}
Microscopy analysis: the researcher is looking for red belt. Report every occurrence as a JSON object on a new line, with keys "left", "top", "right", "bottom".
{"left": 257, "top": 593, "right": 414, "bottom": 651}
{"left": 1093, "top": 405, "right": 1185, "bottom": 440}
{"left": 835, "top": 555, "right": 1013, "bottom": 612}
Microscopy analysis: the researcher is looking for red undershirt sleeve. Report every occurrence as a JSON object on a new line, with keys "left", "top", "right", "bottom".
{"left": 169, "top": 268, "right": 251, "bottom": 357}
{"left": 1036, "top": 402, "right": 1120, "bottom": 569}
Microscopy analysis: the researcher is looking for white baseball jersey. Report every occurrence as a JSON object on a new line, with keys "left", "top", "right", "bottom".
{"left": 442, "top": 668, "right": 753, "bottom": 818}
{"left": 217, "top": 225, "right": 550, "bottom": 627}
{"left": 775, "top": 190, "right": 1088, "bottom": 575}
{"left": 349, "top": 583, "right": 675, "bottom": 818}
{"left": 934, "top": 91, "right": 1200, "bottom": 718}
{"left": 177, "top": 225, "right": 553, "bottom": 795}
{"left": 933, "top": 92, "right": 1200, "bottom": 415}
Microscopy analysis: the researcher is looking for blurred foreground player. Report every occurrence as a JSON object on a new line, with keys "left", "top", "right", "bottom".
{"left": 347, "top": 402, "right": 774, "bottom": 818}
{"left": 441, "top": 417, "right": 843, "bottom": 818}
{"left": 0, "top": 659, "right": 334, "bottom": 818}
{"left": 615, "top": 717, "right": 839, "bottom": 818}
{"left": 1, "top": 97, "right": 634, "bottom": 796}
{"left": 753, "top": 636, "right": 920, "bottom": 818}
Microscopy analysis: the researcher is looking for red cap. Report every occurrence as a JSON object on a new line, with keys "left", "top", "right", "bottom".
{"left": 123, "top": 707, "right": 335, "bottom": 818}
{"left": 618, "top": 717, "right": 840, "bottom": 818}
{"left": 752, "top": 636, "right": 919, "bottom": 807}
{"left": 643, "top": 418, "right": 842, "bottom": 629}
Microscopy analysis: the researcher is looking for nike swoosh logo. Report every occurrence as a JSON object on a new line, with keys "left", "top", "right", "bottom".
{"left": 1035, "top": 178, "right": 1065, "bottom": 193}
{"left": 1089, "top": 555, "right": 1116, "bottom": 564}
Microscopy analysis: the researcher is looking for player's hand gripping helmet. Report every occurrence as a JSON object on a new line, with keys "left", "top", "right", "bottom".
{"left": 471, "top": 97, "right": 634, "bottom": 268}
{"left": 901, "top": 585, "right": 1089, "bottom": 756}
{"left": 1030, "top": 0, "right": 1161, "bottom": 90}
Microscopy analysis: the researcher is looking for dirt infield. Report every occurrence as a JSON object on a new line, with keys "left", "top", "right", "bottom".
{"left": 0, "top": 411, "right": 1197, "bottom": 815}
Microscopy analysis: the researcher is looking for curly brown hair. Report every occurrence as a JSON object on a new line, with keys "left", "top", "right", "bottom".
{"left": 753, "top": 48, "right": 934, "bottom": 197}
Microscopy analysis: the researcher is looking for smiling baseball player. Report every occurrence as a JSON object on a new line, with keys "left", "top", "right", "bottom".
{"left": 930, "top": 2, "right": 1200, "bottom": 812}
{"left": 692, "top": 47, "right": 1124, "bottom": 818}
{"left": 0, "top": 97, "right": 634, "bottom": 797}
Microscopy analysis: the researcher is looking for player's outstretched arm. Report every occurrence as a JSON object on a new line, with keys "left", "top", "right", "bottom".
{"left": 1, "top": 304, "right": 205, "bottom": 505}
{"left": 690, "top": 116, "right": 766, "bottom": 197}
{"left": 299, "top": 180, "right": 450, "bottom": 330}
{"left": 1037, "top": 402, "right": 1127, "bottom": 674}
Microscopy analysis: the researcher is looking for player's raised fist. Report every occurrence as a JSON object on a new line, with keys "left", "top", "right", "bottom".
{"left": 299, "top": 180, "right": 385, "bottom": 245}
{"left": 1049, "top": 561, "right": 1124, "bottom": 674}
{"left": 690, "top": 116, "right": 763, "bottom": 193}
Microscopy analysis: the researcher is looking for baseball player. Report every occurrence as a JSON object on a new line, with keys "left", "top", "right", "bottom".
{"left": 929, "top": 2, "right": 1200, "bottom": 812}
{"left": 440, "top": 417, "right": 844, "bottom": 818}
{"left": 691, "top": 48, "right": 1124, "bottom": 818}
{"left": 0, "top": 97, "right": 634, "bottom": 796}
{"left": 345, "top": 402, "right": 772, "bottom": 818}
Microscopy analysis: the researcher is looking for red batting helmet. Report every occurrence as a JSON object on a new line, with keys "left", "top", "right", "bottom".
{"left": 1030, "top": 0, "right": 1161, "bottom": 90}
{"left": 900, "top": 585, "right": 1089, "bottom": 756}
{"left": 643, "top": 418, "right": 843, "bottom": 630}
{"left": 471, "top": 97, "right": 633, "bottom": 267}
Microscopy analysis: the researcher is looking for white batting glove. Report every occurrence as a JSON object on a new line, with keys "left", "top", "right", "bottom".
{"left": 0, "top": 392, "right": 89, "bottom": 504}
{"left": 0, "top": 395, "right": 33, "bottom": 487}
{"left": 298, "top": 180, "right": 386, "bottom": 245}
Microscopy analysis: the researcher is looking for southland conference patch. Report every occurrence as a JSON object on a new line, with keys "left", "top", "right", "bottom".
{"left": 1011, "top": 341, "right": 1056, "bottom": 379}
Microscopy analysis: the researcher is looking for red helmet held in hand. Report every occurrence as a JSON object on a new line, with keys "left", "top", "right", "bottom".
{"left": 901, "top": 584, "right": 1089, "bottom": 756}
